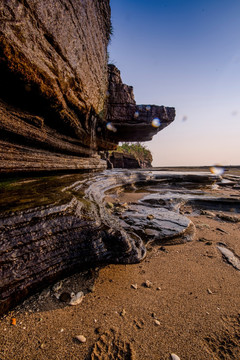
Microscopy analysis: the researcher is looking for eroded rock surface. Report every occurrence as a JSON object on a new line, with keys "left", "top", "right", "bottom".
{"left": 0, "top": 1, "right": 175, "bottom": 173}
{"left": 107, "top": 65, "right": 176, "bottom": 142}
{"left": 1, "top": 169, "right": 230, "bottom": 315}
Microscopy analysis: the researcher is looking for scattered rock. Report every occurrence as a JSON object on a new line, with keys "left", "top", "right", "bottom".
{"left": 170, "top": 354, "right": 181, "bottom": 360}
{"left": 217, "top": 213, "right": 240, "bottom": 223}
{"left": 159, "top": 246, "right": 168, "bottom": 252}
{"left": 154, "top": 319, "right": 160, "bottom": 326}
{"left": 131, "top": 284, "right": 138, "bottom": 290}
{"left": 69, "top": 291, "right": 84, "bottom": 306}
{"left": 156, "top": 287, "right": 161, "bottom": 291}
{"left": 205, "top": 241, "right": 212, "bottom": 246}
{"left": 106, "top": 202, "right": 114, "bottom": 209}
{"left": 207, "top": 289, "right": 213, "bottom": 294}
{"left": 120, "top": 309, "right": 126, "bottom": 317}
{"left": 198, "top": 237, "right": 207, "bottom": 242}
{"left": 200, "top": 210, "right": 215, "bottom": 217}
{"left": 216, "top": 228, "right": 229, "bottom": 234}
{"left": 196, "top": 224, "right": 210, "bottom": 229}
{"left": 143, "top": 280, "right": 153, "bottom": 288}
{"left": 52, "top": 281, "right": 63, "bottom": 292}
{"left": 87, "top": 284, "right": 95, "bottom": 293}
{"left": 75, "top": 335, "right": 86, "bottom": 343}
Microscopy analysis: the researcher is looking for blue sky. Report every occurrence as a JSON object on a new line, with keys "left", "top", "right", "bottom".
{"left": 109, "top": 0, "right": 240, "bottom": 166}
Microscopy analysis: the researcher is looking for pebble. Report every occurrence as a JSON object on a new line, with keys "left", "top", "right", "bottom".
{"left": 144, "top": 280, "right": 153, "bottom": 288}
{"left": 205, "top": 241, "right": 212, "bottom": 246}
{"left": 170, "top": 354, "right": 180, "bottom": 360}
{"left": 156, "top": 287, "right": 161, "bottom": 291}
{"left": 154, "top": 319, "right": 160, "bottom": 326}
{"left": 75, "top": 335, "right": 86, "bottom": 343}
{"left": 131, "top": 284, "right": 138, "bottom": 290}
{"left": 216, "top": 227, "right": 229, "bottom": 234}
{"left": 69, "top": 291, "right": 84, "bottom": 306}
{"left": 120, "top": 308, "right": 126, "bottom": 317}
{"left": 207, "top": 289, "right": 213, "bottom": 294}
{"left": 52, "top": 281, "right": 63, "bottom": 292}
{"left": 106, "top": 202, "right": 114, "bottom": 209}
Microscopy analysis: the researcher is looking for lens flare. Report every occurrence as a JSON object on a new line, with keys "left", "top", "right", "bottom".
{"left": 151, "top": 118, "right": 161, "bottom": 128}
{"left": 106, "top": 122, "right": 117, "bottom": 132}
{"left": 134, "top": 111, "right": 139, "bottom": 118}
{"left": 146, "top": 105, "right": 151, "bottom": 111}
{"left": 209, "top": 166, "right": 224, "bottom": 176}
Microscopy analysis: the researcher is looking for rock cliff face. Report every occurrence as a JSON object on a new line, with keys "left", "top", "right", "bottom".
{"left": 0, "top": 1, "right": 175, "bottom": 173}
{"left": 0, "top": 0, "right": 111, "bottom": 173}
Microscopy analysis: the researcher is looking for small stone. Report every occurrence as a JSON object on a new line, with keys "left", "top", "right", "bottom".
{"left": 156, "top": 287, "right": 161, "bottom": 291}
{"left": 144, "top": 280, "right": 153, "bottom": 288}
{"left": 60, "top": 328, "right": 64, "bottom": 332}
{"left": 198, "top": 237, "right": 207, "bottom": 242}
{"left": 69, "top": 291, "right": 84, "bottom": 306}
{"left": 120, "top": 308, "right": 126, "bottom": 317}
{"left": 201, "top": 210, "right": 215, "bottom": 217}
{"left": 154, "top": 319, "right": 160, "bottom": 326}
{"left": 159, "top": 246, "right": 168, "bottom": 253}
{"left": 87, "top": 284, "right": 95, "bottom": 293}
{"left": 131, "top": 284, "right": 138, "bottom": 290}
{"left": 75, "top": 335, "right": 86, "bottom": 343}
{"left": 207, "top": 289, "right": 213, "bottom": 294}
{"left": 40, "top": 343, "right": 45, "bottom": 349}
{"left": 170, "top": 354, "right": 180, "bottom": 360}
{"left": 216, "top": 227, "right": 229, "bottom": 234}
{"left": 205, "top": 241, "right": 212, "bottom": 246}
{"left": 147, "top": 214, "right": 154, "bottom": 220}
{"left": 106, "top": 202, "right": 114, "bottom": 209}
{"left": 52, "top": 281, "right": 63, "bottom": 292}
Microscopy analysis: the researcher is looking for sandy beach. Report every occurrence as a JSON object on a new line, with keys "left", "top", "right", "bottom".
{"left": 1, "top": 169, "right": 240, "bottom": 360}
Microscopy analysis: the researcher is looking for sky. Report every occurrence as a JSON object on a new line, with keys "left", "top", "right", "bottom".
{"left": 109, "top": 0, "right": 240, "bottom": 166}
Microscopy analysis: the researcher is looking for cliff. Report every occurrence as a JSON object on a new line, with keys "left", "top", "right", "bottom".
{"left": 0, "top": 1, "right": 175, "bottom": 174}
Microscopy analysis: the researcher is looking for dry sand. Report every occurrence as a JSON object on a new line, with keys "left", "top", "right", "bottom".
{"left": 1, "top": 171, "right": 240, "bottom": 360}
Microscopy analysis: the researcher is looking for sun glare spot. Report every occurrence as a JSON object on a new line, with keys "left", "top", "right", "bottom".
{"left": 106, "top": 122, "right": 117, "bottom": 132}
{"left": 209, "top": 166, "right": 224, "bottom": 176}
{"left": 134, "top": 111, "right": 139, "bottom": 118}
{"left": 151, "top": 118, "right": 161, "bottom": 128}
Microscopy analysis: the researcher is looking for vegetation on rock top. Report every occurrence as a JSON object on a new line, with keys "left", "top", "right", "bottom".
{"left": 116, "top": 142, "right": 153, "bottom": 168}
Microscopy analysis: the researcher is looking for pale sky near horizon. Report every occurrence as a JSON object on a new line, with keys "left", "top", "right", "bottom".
{"left": 109, "top": 0, "right": 240, "bottom": 167}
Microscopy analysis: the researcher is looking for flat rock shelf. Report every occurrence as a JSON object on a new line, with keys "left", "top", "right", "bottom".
{"left": 1, "top": 169, "right": 240, "bottom": 315}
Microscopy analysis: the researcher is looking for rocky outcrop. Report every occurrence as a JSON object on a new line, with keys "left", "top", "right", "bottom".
{"left": 0, "top": 169, "right": 227, "bottom": 315}
{"left": 106, "top": 65, "right": 175, "bottom": 142}
{"left": 0, "top": 0, "right": 111, "bottom": 173}
{"left": 107, "top": 151, "right": 140, "bottom": 169}
{"left": 0, "top": 1, "right": 175, "bottom": 174}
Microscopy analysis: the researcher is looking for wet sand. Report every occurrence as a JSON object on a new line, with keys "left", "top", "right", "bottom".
{"left": 1, "top": 169, "right": 240, "bottom": 360}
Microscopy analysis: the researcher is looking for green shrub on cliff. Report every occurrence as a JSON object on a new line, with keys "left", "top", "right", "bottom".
{"left": 116, "top": 142, "right": 153, "bottom": 168}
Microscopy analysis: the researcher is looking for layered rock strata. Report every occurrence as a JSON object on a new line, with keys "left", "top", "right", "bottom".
{"left": 0, "top": 169, "right": 228, "bottom": 315}
{"left": 0, "top": 1, "right": 175, "bottom": 173}
{"left": 0, "top": 0, "right": 111, "bottom": 173}
{"left": 106, "top": 64, "right": 175, "bottom": 142}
